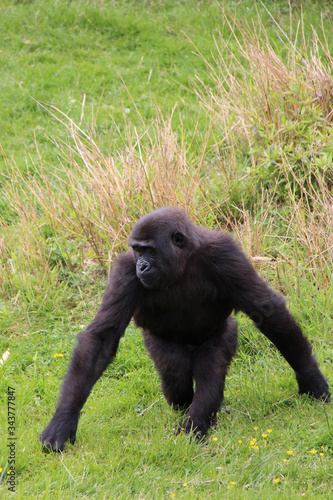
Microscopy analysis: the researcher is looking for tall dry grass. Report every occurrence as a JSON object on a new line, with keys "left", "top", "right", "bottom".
{"left": 278, "top": 162, "right": 333, "bottom": 288}
{"left": 193, "top": 5, "right": 333, "bottom": 149}
{"left": 1, "top": 105, "right": 201, "bottom": 282}
{"left": 191, "top": 5, "right": 333, "bottom": 287}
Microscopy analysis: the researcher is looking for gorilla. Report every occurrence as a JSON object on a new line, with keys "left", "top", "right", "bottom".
{"left": 40, "top": 207, "right": 330, "bottom": 450}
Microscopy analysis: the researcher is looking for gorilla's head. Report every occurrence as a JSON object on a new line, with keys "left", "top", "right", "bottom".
{"left": 129, "top": 207, "right": 200, "bottom": 290}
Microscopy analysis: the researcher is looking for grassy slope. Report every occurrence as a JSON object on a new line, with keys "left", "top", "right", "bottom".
{"left": 1, "top": 0, "right": 333, "bottom": 498}
{"left": 0, "top": 0, "right": 222, "bottom": 167}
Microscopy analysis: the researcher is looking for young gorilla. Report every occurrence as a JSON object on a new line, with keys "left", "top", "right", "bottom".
{"left": 40, "top": 207, "right": 330, "bottom": 451}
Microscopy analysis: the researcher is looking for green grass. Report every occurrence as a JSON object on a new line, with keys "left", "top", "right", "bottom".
{"left": 0, "top": 0, "right": 223, "bottom": 167}
{"left": 1, "top": 290, "right": 332, "bottom": 498}
{"left": 1, "top": 0, "right": 333, "bottom": 498}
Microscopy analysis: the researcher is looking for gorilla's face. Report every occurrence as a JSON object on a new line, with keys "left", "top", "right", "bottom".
{"left": 130, "top": 242, "right": 166, "bottom": 290}
{"left": 129, "top": 232, "right": 185, "bottom": 290}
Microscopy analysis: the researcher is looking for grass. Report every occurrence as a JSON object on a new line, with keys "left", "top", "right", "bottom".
{"left": 1, "top": 0, "right": 333, "bottom": 498}
{"left": 0, "top": 0, "right": 222, "bottom": 169}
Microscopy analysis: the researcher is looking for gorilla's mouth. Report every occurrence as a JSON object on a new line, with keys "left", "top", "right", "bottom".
{"left": 139, "top": 275, "right": 170, "bottom": 291}
{"left": 139, "top": 278, "right": 156, "bottom": 289}
{"left": 139, "top": 274, "right": 160, "bottom": 289}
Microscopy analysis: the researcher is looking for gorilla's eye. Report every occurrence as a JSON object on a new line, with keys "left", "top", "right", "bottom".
{"left": 172, "top": 232, "right": 185, "bottom": 248}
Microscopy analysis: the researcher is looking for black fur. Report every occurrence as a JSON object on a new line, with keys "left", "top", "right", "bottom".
{"left": 40, "top": 207, "right": 330, "bottom": 451}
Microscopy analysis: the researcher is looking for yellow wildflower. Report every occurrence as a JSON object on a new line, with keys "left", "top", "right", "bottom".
{"left": 53, "top": 353, "right": 64, "bottom": 358}
{"left": 273, "top": 478, "right": 280, "bottom": 483}
{"left": 266, "top": 429, "right": 272, "bottom": 433}
{"left": 262, "top": 433, "right": 267, "bottom": 438}
{"left": 286, "top": 450, "right": 293, "bottom": 455}
{"left": 310, "top": 449, "right": 317, "bottom": 454}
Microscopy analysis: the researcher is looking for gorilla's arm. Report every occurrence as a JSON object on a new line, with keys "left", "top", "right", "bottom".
{"left": 210, "top": 235, "right": 330, "bottom": 401}
{"left": 40, "top": 253, "right": 140, "bottom": 451}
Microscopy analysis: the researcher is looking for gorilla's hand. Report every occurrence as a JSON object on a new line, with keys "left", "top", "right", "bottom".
{"left": 40, "top": 410, "right": 79, "bottom": 452}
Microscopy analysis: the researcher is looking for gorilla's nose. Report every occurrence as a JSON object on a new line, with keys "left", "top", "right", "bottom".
{"left": 138, "top": 261, "right": 151, "bottom": 273}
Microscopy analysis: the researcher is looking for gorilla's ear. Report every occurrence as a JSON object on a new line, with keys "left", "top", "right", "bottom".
{"left": 172, "top": 232, "right": 185, "bottom": 248}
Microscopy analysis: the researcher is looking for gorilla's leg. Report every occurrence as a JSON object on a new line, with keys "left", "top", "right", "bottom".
{"left": 182, "top": 318, "right": 238, "bottom": 439}
{"left": 143, "top": 331, "right": 194, "bottom": 409}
